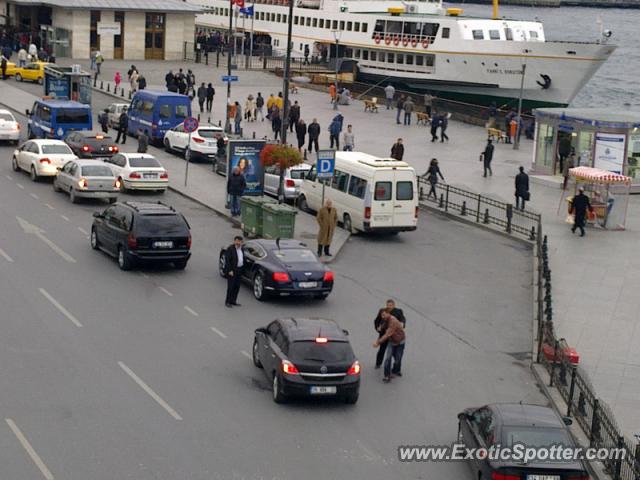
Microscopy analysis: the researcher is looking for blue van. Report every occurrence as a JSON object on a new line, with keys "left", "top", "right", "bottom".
{"left": 128, "top": 90, "right": 192, "bottom": 143}
{"left": 26, "top": 99, "right": 92, "bottom": 139}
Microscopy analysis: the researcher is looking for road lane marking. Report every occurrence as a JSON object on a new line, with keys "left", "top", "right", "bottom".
{"left": 0, "top": 247, "right": 13, "bottom": 262}
{"left": 240, "top": 350, "right": 251, "bottom": 359}
{"left": 158, "top": 286, "right": 173, "bottom": 297}
{"left": 39, "top": 288, "right": 83, "bottom": 327}
{"left": 16, "top": 183, "right": 24, "bottom": 189}
{"left": 44, "top": 203, "right": 55, "bottom": 210}
{"left": 5, "top": 418, "right": 55, "bottom": 480}
{"left": 17, "top": 216, "right": 76, "bottom": 263}
{"left": 210, "top": 326, "right": 227, "bottom": 339}
{"left": 30, "top": 193, "right": 39, "bottom": 200}
{"left": 184, "top": 306, "right": 199, "bottom": 317}
{"left": 60, "top": 215, "right": 70, "bottom": 222}
{"left": 117, "top": 362, "right": 183, "bottom": 421}
{"left": 77, "top": 227, "right": 88, "bottom": 235}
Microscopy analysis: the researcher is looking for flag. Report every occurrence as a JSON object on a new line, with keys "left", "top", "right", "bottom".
{"left": 232, "top": 0, "right": 245, "bottom": 7}
{"left": 239, "top": 4, "right": 254, "bottom": 16}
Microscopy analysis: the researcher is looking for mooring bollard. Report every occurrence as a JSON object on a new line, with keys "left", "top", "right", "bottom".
{"left": 100, "top": 80, "right": 104, "bottom": 89}
{"left": 252, "top": 131, "right": 256, "bottom": 139}
{"left": 208, "top": 117, "right": 211, "bottom": 124}
{"left": 484, "top": 208, "right": 490, "bottom": 224}
{"left": 530, "top": 226, "right": 536, "bottom": 241}
{"left": 107, "top": 84, "right": 110, "bottom": 93}
{"left": 121, "top": 88, "right": 125, "bottom": 97}
{"left": 461, "top": 201, "right": 467, "bottom": 216}
{"left": 218, "top": 120, "right": 222, "bottom": 127}
{"left": 128, "top": 90, "right": 132, "bottom": 99}
{"left": 439, "top": 193, "right": 444, "bottom": 208}
{"left": 197, "top": 113, "right": 201, "bottom": 121}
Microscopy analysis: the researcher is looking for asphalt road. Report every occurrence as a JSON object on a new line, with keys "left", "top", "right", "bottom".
{"left": 0, "top": 103, "right": 546, "bottom": 479}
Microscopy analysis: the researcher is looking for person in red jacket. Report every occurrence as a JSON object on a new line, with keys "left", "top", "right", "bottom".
{"left": 373, "top": 310, "right": 406, "bottom": 383}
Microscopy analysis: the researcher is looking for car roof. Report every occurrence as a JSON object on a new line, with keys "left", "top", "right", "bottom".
{"left": 250, "top": 239, "right": 309, "bottom": 250}
{"left": 36, "top": 99, "right": 89, "bottom": 108}
{"left": 491, "top": 403, "right": 565, "bottom": 428}
{"left": 75, "top": 131, "right": 113, "bottom": 137}
{"left": 0, "top": 109, "right": 14, "bottom": 116}
{"left": 121, "top": 201, "right": 177, "bottom": 215}
{"left": 31, "top": 139, "right": 68, "bottom": 145}
{"left": 74, "top": 159, "right": 112, "bottom": 167}
{"left": 133, "top": 90, "right": 187, "bottom": 99}
{"left": 278, "top": 318, "right": 348, "bottom": 342}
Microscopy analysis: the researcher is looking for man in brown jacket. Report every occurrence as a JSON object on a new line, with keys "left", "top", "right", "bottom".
{"left": 373, "top": 311, "right": 406, "bottom": 383}
{"left": 316, "top": 199, "right": 338, "bottom": 257}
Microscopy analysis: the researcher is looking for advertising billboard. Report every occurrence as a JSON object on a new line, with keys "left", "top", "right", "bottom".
{"left": 227, "top": 140, "right": 266, "bottom": 196}
{"left": 594, "top": 133, "right": 626, "bottom": 174}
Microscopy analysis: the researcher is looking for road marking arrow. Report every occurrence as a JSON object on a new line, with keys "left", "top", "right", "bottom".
{"left": 16, "top": 216, "right": 76, "bottom": 263}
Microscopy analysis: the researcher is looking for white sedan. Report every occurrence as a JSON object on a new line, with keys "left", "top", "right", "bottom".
{"left": 163, "top": 123, "right": 226, "bottom": 162}
{"left": 0, "top": 109, "right": 21, "bottom": 144}
{"left": 103, "top": 153, "right": 169, "bottom": 193}
{"left": 12, "top": 139, "right": 78, "bottom": 181}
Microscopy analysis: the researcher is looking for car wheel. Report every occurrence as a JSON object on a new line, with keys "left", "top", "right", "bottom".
{"left": 119, "top": 178, "right": 127, "bottom": 193}
{"left": 343, "top": 213, "right": 354, "bottom": 234}
{"left": 15, "top": 73, "right": 22, "bottom": 82}
{"left": 252, "top": 338, "right": 263, "bottom": 368}
{"left": 12, "top": 156, "right": 19, "bottom": 172}
{"left": 37, "top": 77, "right": 43, "bottom": 85}
{"left": 253, "top": 271, "right": 266, "bottom": 301}
{"left": 30, "top": 165, "right": 38, "bottom": 182}
{"left": 90, "top": 228, "right": 99, "bottom": 250}
{"left": 218, "top": 253, "right": 227, "bottom": 277}
{"left": 185, "top": 148, "right": 192, "bottom": 162}
{"left": 164, "top": 138, "right": 172, "bottom": 153}
{"left": 69, "top": 188, "right": 78, "bottom": 204}
{"left": 298, "top": 194, "right": 309, "bottom": 212}
{"left": 52, "top": 178, "right": 62, "bottom": 192}
{"left": 118, "top": 246, "right": 132, "bottom": 271}
{"left": 272, "top": 374, "right": 286, "bottom": 404}
{"left": 174, "top": 259, "right": 188, "bottom": 270}
{"left": 344, "top": 392, "right": 359, "bottom": 405}
{"left": 108, "top": 197, "right": 117, "bottom": 204}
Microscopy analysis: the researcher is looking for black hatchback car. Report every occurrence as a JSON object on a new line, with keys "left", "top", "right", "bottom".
{"left": 91, "top": 201, "right": 191, "bottom": 270}
{"left": 65, "top": 131, "right": 119, "bottom": 159}
{"left": 458, "top": 403, "right": 589, "bottom": 480}
{"left": 252, "top": 318, "right": 360, "bottom": 404}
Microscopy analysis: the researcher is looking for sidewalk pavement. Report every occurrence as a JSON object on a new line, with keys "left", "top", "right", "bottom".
{"left": 4, "top": 60, "right": 640, "bottom": 436}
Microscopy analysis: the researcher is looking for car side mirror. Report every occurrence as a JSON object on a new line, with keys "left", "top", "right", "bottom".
{"left": 92, "top": 211, "right": 103, "bottom": 218}
{"left": 562, "top": 416, "right": 573, "bottom": 426}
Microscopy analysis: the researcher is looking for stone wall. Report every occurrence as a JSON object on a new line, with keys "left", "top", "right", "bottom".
{"left": 70, "top": 10, "right": 90, "bottom": 59}
{"left": 98, "top": 11, "right": 115, "bottom": 60}
{"left": 123, "top": 11, "right": 145, "bottom": 60}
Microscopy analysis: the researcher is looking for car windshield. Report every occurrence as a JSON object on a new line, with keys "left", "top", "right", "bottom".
{"left": 81, "top": 165, "right": 114, "bottom": 177}
{"left": 198, "top": 129, "right": 222, "bottom": 139}
{"left": 0, "top": 113, "right": 14, "bottom": 121}
{"left": 289, "top": 169, "right": 308, "bottom": 180}
{"left": 56, "top": 109, "right": 90, "bottom": 124}
{"left": 135, "top": 215, "right": 188, "bottom": 235}
{"left": 129, "top": 157, "right": 161, "bottom": 168}
{"left": 503, "top": 427, "right": 573, "bottom": 448}
{"left": 289, "top": 341, "right": 353, "bottom": 363}
{"left": 41, "top": 144, "right": 72, "bottom": 154}
{"left": 272, "top": 248, "right": 317, "bottom": 262}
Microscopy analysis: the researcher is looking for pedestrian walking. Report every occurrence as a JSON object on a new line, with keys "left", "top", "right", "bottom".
{"left": 115, "top": 107, "right": 128, "bottom": 144}
{"left": 514, "top": 166, "right": 530, "bottom": 210}
{"left": 343, "top": 124, "right": 355, "bottom": 151}
{"left": 384, "top": 84, "right": 395, "bottom": 109}
{"left": 271, "top": 107, "right": 282, "bottom": 141}
{"left": 223, "top": 235, "right": 245, "bottom": 308}
{"left": 303, "top": 44, "right": 310, "bottom": 65}
{"left": 206, "top": 83, "right": 215, "bottom": 113}
{"left": 373, "top": 310, "right": 406, "bottom": 383}
{"left": 165, "top": 70, "right": 174, "bottom": 90}
{"left": 295, "top": 119, "right": 307, "bottom": 151}
{"left": 390, "top": 138, "right": 404, "bottom": 161}
{"left": 563, "top": 153, "right": 575, "bottom": 190}
{"left": 266, "top": 93, "right": 276, "bottom": 117}
{"left": 288, "top": 100, "right": 301, "bottom": 132}
{"left": 98, "top": 108, "right": 109, "bottom": 134}
{"left": 308, "top": 118, "right": 320, "bottom": 153}
{"left": 481, "top": 139, "right": 494, "bottom": 177}
{"left": 374, "top": 299, "right": 407, "bottom": 369}
{"left": 114, "top": 71, "right": 122, "bottom": 91}
{"left": 423, "top": 93, "right": 434, "bottom": 117}
{"left": 403, "top": 97, "right": 415, "bottom": 126}
{"left": 396, "top": 94, "right": 405, "bottom": 124}
{"left": 0, "top": 55, "right": 6, "bottom": 81}
{"left": 255, "top": 92, "right": 265, "bottom": 121}
{"left": 316, "top": 199, "right": 338, "bottom": 257}
{"left": 137, "top": 75, "right": 146, "bottom": 90}
{"left": 227, "top": 166, "right": 246, "bottom": 217}
{"left": 504, "top": 110, "right": 514, "bottom": 144}
{"left": 234, "top": 101, "right": 242, "bottom": 135}
{"left": 17, "top": 47, "right": 27, "bottom": 67}
{"left": 329, "top": 83, "right": 337, "bottom": 106}
{"left": 558, "top": 135, "right": 572, "bottom": 174}
{"left": 430, "top": 112, "right": 440, "bottom": 142}
{"left": 570, "top": 187, "right": 592, "bottom": 237}
{"left": 245, "top": 94, "right": 256, "bottom": 122}
{"left": 329, "top": 113, "right": 343, "bottom": 150}
{"left": 197, "top": 82, "right": 207, "bottom": 113}
{"left": 129, "top": 69, "right": 139, "bottom": 94}
{"left": 95, "top": 51, "right": 103, "bottom": 75}
{"left": 440, "top": 112, "right": 449, "bottom": 142}
{"left": 425, "top": 158, "right": 444, "bottom": 199}
{"left": 137, "top": 129, "right": 149, "bottom": 153}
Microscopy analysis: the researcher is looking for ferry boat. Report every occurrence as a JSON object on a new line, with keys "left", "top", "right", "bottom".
{"left": 192, "top": 0, "right": 616, "bottom": 108}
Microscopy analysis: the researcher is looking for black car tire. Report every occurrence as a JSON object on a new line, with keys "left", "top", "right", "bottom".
{"left": 343, "top": 213, "right": 354, "bottom": 234}
{"left": 12, "top": 156, "right": 19, "bottom": 172}
{"left": 30, "top": 165, "right": 38, "bottom": 182}
{"left": 118, "top": 246, "right": 133, "bottom": 271}
{"left": 298, "top": 194, "right": 309, "bottom": 213}
{"left": 252, "top": 338, "right": 263, "bottom": 368}
{"left": 69, "top": 188, "right": 78, "bottom": 204}
{"left": 253, "top": 270, "right": 267, "bottom": 301}
{"left": 344, "top": 392, "right": 359, "bottom": 405}
{"left": 164, "top": 138, "right": 172, "bottom": 153}
{"left": 90, "top": 228, "right": 99, "bottom": 250}
{"left": 218, "top": 253, "right": 227, "bottom": 277}
{"left": 272, "top": 374, "right": 286, "bottom": 404}
{"left": 174, "top": 259, "right": 188, "bottom": 270}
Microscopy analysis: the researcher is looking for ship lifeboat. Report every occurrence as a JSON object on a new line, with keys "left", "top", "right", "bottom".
{"left": 393, "top": 35, "right": 400, "bottom": 46}
{"left": 385, "top": 35, "right": 391, "bottom": 45}
{"left": 411, "top": 38, "right": 418, "bottom": 47}
{"left": 374, "top": 34, "right": 381, "bottom": 44}
{"left": 402, "top": 37, "right": 409, "bottom": 46}
{"left": 422, "top": 38, "right": 430, "bottom": 48}
{"left": 446, "top": 7, "right": 463, "bottom": 16}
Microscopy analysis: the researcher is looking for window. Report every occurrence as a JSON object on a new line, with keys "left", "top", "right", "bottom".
{"left": 354, "top": 49, "right": 360, "bottom": 59}
{"left": 416, "top": 55, "right": 424, "bottom": 66}
{"left": 306, "top": 17, "right": 311, "bottom": 27}
{"left": 370, "top": 51, "right": 377, "bottom": 61}
{"left": 90, "top": 10, "right": 101, "bottom": 50}
{"left": 345, "top": 48, "right": 353, "bottom": 58}
{"left": 41, "top": 144, "right": 72, "bottom": 155}
{"left": 159, "top": 104, "right": 171, "bottom": 119}
{"left": 387, "top": 53, "right": 394, "bottom": 64}
{"left": 396, "top": 181, "right": 413, "bottom": 200}
{"left": 375, "top": 182, "right": 392, "bottom": 201}
{"left": 56, "top": 109, "right": 90, "bottom": 124}
{"left": 282, "top": 14, "right": 287, "bottom": 23}
{"left": 331, "top": 169, "right": 349, "bottom": 192}
{"left": 489, "top": 30, "right": 500, "bottom": 40}
{"left": 332, "top": 20, "right": 338, "bottom": 30}
{"left": 374, "top": 19, "right": 384, "bottom": 33}
{"left": 348, "top": 176, "right": 367, "bottom": 199}
{"left": 82, "top": 165, "right": 113, "bottom": 177}
{"left": 378, "top": 51, "right": 385, "bottom": 62}
{"left": 442, "top": 27, "right": 450, "bottom": 38}
{"left": 289, "top": 341, "right": 352, "bottom": 363}
{"left": 142, "top": 101, "right": 154, "bottom": 116}
{"left": 505, "top": 28, "right": 513, "bottom": 40}
{"left": 176, "top": 105, "right": 188, "bottom": 119}
{"left": 472, "top": 30, "right": 484, "bottom": 40}
{"left": 267, "top": 321, "right": 280, "bottom": 338}
{"left": 273, "top": 249, "right": 317, "bottom": 262}
{"left": 530, "top": 31, "right": 539, "bottom": 39}
{"left": 387, "top": 20, "right": 402, "bottom": 34}
{"left": 406, "top": 54, "right": 413, "bottom": 65}
{"left": 426, "top": 54, "right": 435, "bottom": 66}
{"left": 313, "top": 18, "right": 317, "bottom": 27}
{"left": 354, "top": 22, "right": 360, "bottom": 32}
{"left": 347, "top": 21, "right": 352, "bottom": 31}
{"left": 129, "top": 157, "right": 161, "bottom": 168}
{"left": 294, "top": 15, "right": 299, "bottom": 25}
{"left": 276, "top": 13, "right": 281, "bottom": 22}
{"left": 339, "top": 21, "right": 345, "bottom": 30}
{"left": 362, "top": 50, "right": 369, "bottom": 61}
{"left": 38, "top": 105, "right": 51, "bottom": 122}
{"left": 362, "top": 23, "right": 368, "bottom": 33}
{"left": 319, "top": 19, "right": 324, "bottom": 28}
{"left": 396, "top": 54, "right": 404, "bottom": 65}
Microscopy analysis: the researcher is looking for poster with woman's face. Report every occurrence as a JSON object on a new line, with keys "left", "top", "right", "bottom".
{"left": 227, "top": 140, "right": 265, "bottom": 195}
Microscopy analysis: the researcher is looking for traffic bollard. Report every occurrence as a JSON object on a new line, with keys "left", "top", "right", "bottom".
{"left": 460, "top": 201, "right": 467, "bottom": 216}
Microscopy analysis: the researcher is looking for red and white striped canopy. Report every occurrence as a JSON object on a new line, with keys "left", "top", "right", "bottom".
{"left": 568, "top": 166, "right": 631, "bottom": 185}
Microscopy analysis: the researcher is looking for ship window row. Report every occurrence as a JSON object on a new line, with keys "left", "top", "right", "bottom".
{"left": 471, "top": 28, "right": 539, "bottom": 41}
{"left": 348, "top": 48, "right": 436, "bottom": 69}
{"left": 293, "top": 16, "right": 367, "bottom": 32}
{"left": 373, "top": 20, "right": 439, "bottom": 37}
{"left": 256, "top": 11, "right": 288, "bottom": 23}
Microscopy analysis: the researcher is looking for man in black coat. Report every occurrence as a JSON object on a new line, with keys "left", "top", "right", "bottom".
{"left": 482, "top": 139, "right": 494, "bottom": 177}
{"left": 295, "top": 118, "right": 307, "bottom": 151}
{"left": 307, "top": 118, "right": 320, "bottom": 154}
{"left": 390, "top": 138, "right": 404, "bottom": 161}
{"left": 288, "top": 100, "right": 300, "bottom": 133}
{"left": 571, "top": 187, "right": 592, "bottom": 237}
{"left": 227, "top": 167, "right": 246, "bottom": 217}
{"left": 115, "top": 108, "right": 128, "bottom": 144}
{"left": 514, "top": 166, "right": 529, "bottom": 210}
{"left": 224, "top": 235, "right": 245, "bottom": 307}
{"left": 374, "top": 299, "right": 407, "bottom": 370}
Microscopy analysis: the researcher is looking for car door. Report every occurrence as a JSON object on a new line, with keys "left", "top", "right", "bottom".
{"left": 468, "top": 407, "right": 496, "bottom": 477}
{"left": 241, "top": 242, "right": 263, "bottom": 280}
{"left": 107, "top": 153, "right": 124, "bottom": 178}
{"left": 57, "top": 161, "right": 74, "bottom": 190}
{"left": 99, "top": 206, "right": 119, "bottom": 254}
{"left": 17, "top": 141, "right": 33, "bottom": 170}
{"left": 393, "top": 170, "right": 417, "bottom": 228}
{"left": 260, "top": 320, "right": 282, "bottom": 375}
{"left": 302, "top": 165, "right": 322, "bottom": 211}
{"left": 172, "top": 124, "right": 187, "bottom": 150}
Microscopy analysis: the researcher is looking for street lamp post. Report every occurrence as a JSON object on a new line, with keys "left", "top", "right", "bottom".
{"left": 225, "top": 0, "right": 233, "bottom": 134}
{"left": 277, "top": 0, "right": 295, "bottom": 203}
{"left": 513, "top": 49, "right": 530, "bottom": 151}
{"left": 332, "top": 29, "right": 341, "bottom": 111}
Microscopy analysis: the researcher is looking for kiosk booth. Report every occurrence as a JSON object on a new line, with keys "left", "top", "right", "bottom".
{"left": 532, "top": 108, "right": 640, "bottom": 191}
{"left": 43, "top": 65, "right": 92, "bottom": 105}
{"left": 560, "top": 166, "right": 631, "bottom": 231}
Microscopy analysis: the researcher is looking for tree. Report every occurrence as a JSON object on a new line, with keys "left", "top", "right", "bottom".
{"left": 260, "top": 144, "right": 304, "bottom": 203}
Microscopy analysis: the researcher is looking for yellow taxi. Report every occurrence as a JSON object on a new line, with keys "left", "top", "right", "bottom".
{"left": 3, "top": 61, "right": 18, "bottom": 77}
{"left": 14, "top": 62, "right": 49, "bottom": 84}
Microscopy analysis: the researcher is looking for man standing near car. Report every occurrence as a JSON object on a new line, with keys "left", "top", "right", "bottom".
{"left": 227, "top": 166, "right": 246, "bottom": 217}
{"left": 373, "top": 310, "right": 406, "bottom": 383}
{"left": 98, "top": 108, "right": 109, "bottom": 134}
{"left": 374, "top": 299, "right": 407, "bottom": 369}
{"left": 137, "top": 129, "right": 149, "bottom": 154}
{"left": 316, "top": 199, "right": 337, "bottom": 257}
{"left": 115, "top": 107, "right": 128, "bottom": 144}
{"left": 224, "top": 235, "right": 244, "bottom": 307}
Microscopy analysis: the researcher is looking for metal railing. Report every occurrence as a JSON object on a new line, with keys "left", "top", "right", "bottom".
{"left": 536, "top": 235, "right": 640, "bottom": 480}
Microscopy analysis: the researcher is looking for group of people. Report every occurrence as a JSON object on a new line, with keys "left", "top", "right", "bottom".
{"left": 1, "top": 33, "right": 53, "bottom": 80}
{"left": 114, "top": 65, "right": 146, "bottom": 94}
{"left": 164, "top": 68, "right": 196, "bottom": 96}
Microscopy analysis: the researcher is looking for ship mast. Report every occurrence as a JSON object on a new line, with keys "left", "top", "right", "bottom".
{"left": 492, "top": 0, "right": 499, "bottom": 19}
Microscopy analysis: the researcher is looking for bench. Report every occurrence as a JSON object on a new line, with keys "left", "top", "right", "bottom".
{"left": 487, "top": 127, "right": 507, "bottom": 143}
{"left": 364, "top": 98, "right": 379, "bottom": 113}
{"left": 416, "top": 112, "right": 430, "bottom": 126}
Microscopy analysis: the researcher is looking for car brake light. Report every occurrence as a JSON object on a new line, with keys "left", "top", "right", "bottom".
{"left": 96, "top": 135, "right": 104, "bottom": 140}
{"left": 364, "top": 206, "right": 371, "bottom": 219}
{"left": 160, "top": 171, "right": 169, "bottom": 179}
{"left": 323, "top": 271, "right": 334, "bottom": 282}
{"left": 272, "top": 272, "right": 290, "bottom": 282}
{"left": 127, "top": 233, "right": 137, "bottom": 248}
{"left": 39, "top": 158, "right": 50, "bottom": 164}
{"left": 82, "top": 145, "right": 91, "bottom": 152}
{"left": 15, "top": 123, "right": 20, "bottom": 131}
{"left": 415, "top": 206, "right": 419, "bottom": 218}
{"left": 113, "top": 146, "right": 119, "bottom": 153}
{"left": 285, "top": 179, "right": 295, "bottom": 188}
{"left": 281, "top": 359, "right": 299, "bottom": 375}
{"left": 192, "top": 137, "right": 205, "bottom": 143}
{"left": 315, "top": 337, "right": 328, "bottom": 344}
{"left": 491, "top": 473, "right": 520, "bottom": 480}
{"left": 78, "top": 178, "right": 88, "bottom": 188}
{"left": 347, "top": 361, "right": 361, "bottom": 376}
{"left": 129, "top": 172, "right": 141, "bottom": 179}
{"left": 114, "top": 178, "right": 121, "bottom": 189}
{"left": 186, "top": 235, "right": 192, "bottom": 248}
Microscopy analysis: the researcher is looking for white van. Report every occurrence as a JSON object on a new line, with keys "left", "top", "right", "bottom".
{"left": 298, "top": 152, "right": 418, "bottom": 233}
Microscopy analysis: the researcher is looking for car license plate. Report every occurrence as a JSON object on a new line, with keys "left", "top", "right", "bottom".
{"left": 298, "top": 281, "right": 317, "bottom": 288}
{"left": 153, "top": 241, "right": 173, "bottom": 248}
{"left": 527, "top": 475, "right": 561, "bottom": 480}
{"left": 310, "top": 386, "right": 336, "bottom": 395}
{"left": 143, "top": 173, "right": 157, "bottom": 178}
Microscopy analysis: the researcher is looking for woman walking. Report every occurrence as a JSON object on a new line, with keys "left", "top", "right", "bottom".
{"left": 425, "top": 158, "right": 445, "bottom": 199}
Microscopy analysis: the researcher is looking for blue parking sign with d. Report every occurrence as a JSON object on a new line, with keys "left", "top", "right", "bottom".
{"left": 317, "top": 150, "right": 335, "bottom": 179}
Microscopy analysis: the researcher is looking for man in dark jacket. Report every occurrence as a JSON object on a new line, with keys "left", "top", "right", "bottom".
{"left": 165, "top": 70, "right": 174, "bottom": 89}
{"left": 571, "top": 187, "right": 592, "bottom": 237}
{"left": 307, "top": 118, "right": 320, "bottom": 153}
{"left": 558, "top": 135, "right": 572, "bottom": 174}
{"left": 373, "top": 310, "right": 406, "bottom": 383}
{"left": 390, "top": 138, "right": 404, "bottom": 161}
{"left": 224, "top": 235, "right": 244, "bottom": 307}
{"left": 329, "top": 114, "right": 343, "bottom": 150}
{"left": 430, "top": 112, "right": 440, "bottom": 142}
{"left": 206, "top": 83, "right": 215, "bottom": 113}
{"left": 137, "top": 75, "right": 146, "bottom": 90}
{"left": 374, "top": 299, "right": 407, "bottom": 369}
{"left": 396, "top": 94, "right": 405, "bottom": 125}
{"left": 514, "top": 166, "right": 529, "bottom": 210}
{"left": 115, "top": 108, "right": 128, "bottom": 144}
{"left": 295, "top": 119, "right": 307, "bottom": 151}
{"left": 197, "top": 82, "right": 207, "bottom": 113}
{"left": 227, "top": 167, "right": 246, "bottom": 217}
{"left": 481, "top": 139, "right": 494, "bottom": 177}
{"left": 137, "top": 129, "right": 149, "bottom": 153}
{"left": 98, "top": 108, "right": 109, "bottom": 134}
{"left": 288, "top": 100, "right": 301, "bottom": 133}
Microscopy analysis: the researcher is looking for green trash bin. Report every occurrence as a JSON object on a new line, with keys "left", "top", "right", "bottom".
{"left": 261, "top": 203, "right": 298, "bottom": 239}
{"left": 240, "top": 196, "right": 275, "bottom": 237}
